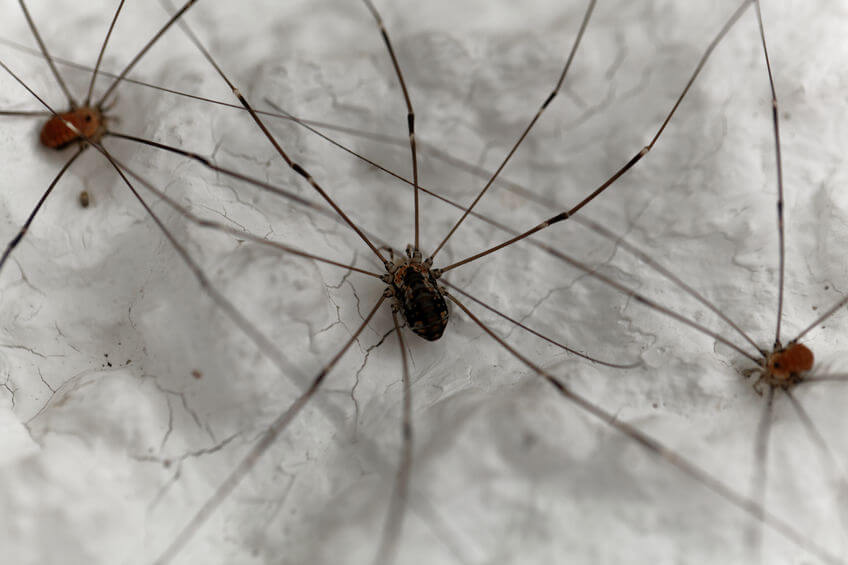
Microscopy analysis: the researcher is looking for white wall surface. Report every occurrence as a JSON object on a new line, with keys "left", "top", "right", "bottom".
{"left": 0, "top": 1, "right": 846, "bottom": 564}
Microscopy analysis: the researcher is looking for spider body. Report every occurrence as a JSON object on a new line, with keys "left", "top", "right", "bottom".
{"left": 40, "top": 106, "right": 105, "bottom": 149}
{"left": 383, "top": 245, "right": 448, "bottom": 341}
{"left": 752, "top": 342, "right": 814, "bottom": 393}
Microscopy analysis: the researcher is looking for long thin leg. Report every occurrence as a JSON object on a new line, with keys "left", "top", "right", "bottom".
{"left": 442, "top": 280, "right": 641, "bottom": 369}
{"left": 792, "top": 293, "right": 848, "bottom": 344}
{"left": 0, "top": 33, "right": 419, "bottom": 145}
{"left": 94, "top": 147, "right": 309, "bottom": 379}
{"left": 785, "top": 390, "right": 844, "bottom": 474}
{"left": 0, "top": 36, "right": 396, "bottom": 137}
{"left": 162, "top": 1, "right": 390, "bottom": 266}
{"left": 361, "top": 0, "right": 421, "bottom": 251}
{"left": 0, "top": 146, "right": 85, "bottom": 277}
{"left": 752, "top": 0, "right": 786, "bottom": 348}
{"left": 529, "top": 238, "right": 761, "bottom": 361}
{"left": 784, "top": 390, "right": 848, "bottom": 554}
{"left": 106, "top": 132, "right": 333, "bottom": 215}
{"left": 438, "top": 0, "right": 753, "bottom": 273}
{"left": 450, "top": 212, "right": 759, "bottom": 362}
{"left": 444, "top": 291, "right": 839, "bottom": 565}
{"left": 748, "top": 386, "right": 775, "bottom": 558}
{"left": 0, "top": 110, "right": 50, "bottom": 116}
{"left": 16, "top": 0, "right": 76, "bottom": 107}
{"left": 84, "top": 0, "right": 126, "bottom": 106}
{"left": 374, "top": 309, "right": 414, "bottom": 565}
{"left": 571, "top": 214, "right": 764, "bottom": 355}
{"left": 96, "top": 0, "right": 198, "bottom": 107}
{"left": 803, "top": 374, "right": 848, "bottom": 383}
{"left": 106, "top": 131, "right": 396, "bottom": 264}
{"left": 106, "top": 145, "right": 382, "bottom": 279}
{"left": 430, "top": 0, "right": 596, "bottom": 259}
{"left": 153, "top": 294, "right": 387, "bottom": 565}
{"left": 0, "top": 36, "right": 258, "bottom": 113}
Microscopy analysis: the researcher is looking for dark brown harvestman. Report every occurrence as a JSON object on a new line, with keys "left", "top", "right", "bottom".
{"left": 101, "top": 0, "right": 844, "bottom": 563}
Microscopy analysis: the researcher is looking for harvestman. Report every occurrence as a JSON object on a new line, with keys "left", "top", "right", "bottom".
{"left": 0, "top": 0, "right": 225, "bottom": 281}
{"left": 0, "top": 0, "right": 383, "bottom": 388}
{"left": 131, "top": 0, "right": 843, "bottom": 563}
{"left": 563, "top": 1, "right": 848, "bottom": 556}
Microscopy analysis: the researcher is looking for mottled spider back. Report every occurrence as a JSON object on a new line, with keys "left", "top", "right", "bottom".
{"left": 385, "top": 246, "right": 449, "bottom": 341}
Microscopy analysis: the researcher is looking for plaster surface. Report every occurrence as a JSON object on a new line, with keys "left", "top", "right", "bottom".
{"left": 0, "top": 1, "right": 846, "bottom": 564}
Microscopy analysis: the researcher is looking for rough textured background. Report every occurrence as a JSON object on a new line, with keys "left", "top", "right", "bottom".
{"left": 0, "top": 1, "right": 846, "bottom": 564}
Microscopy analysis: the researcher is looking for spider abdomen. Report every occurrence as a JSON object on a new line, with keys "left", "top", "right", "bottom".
{"left": 40, "top": 107, "right": 104, "bottom": 149}
{"left": 767, "top": 342, "right": 814, "bottom": 381}
{"left": 392, "top": 262, "right": 448, "bottom": 341}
